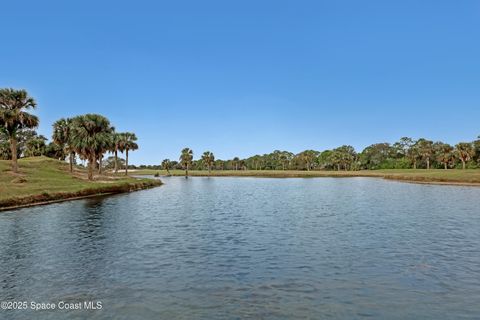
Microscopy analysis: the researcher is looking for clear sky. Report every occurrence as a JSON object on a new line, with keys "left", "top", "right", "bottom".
{"left": 1, "top": 0, "right": 479, "bottom": 164}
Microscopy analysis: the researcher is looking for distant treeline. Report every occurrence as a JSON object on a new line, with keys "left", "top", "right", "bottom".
{"left": 3, "top": 89, "right": 479, "bottom": 173}
{"left": 139, "top": 137, "right": 480, "bottom": 172}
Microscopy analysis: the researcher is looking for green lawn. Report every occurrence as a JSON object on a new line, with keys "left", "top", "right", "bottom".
{"left": 126, "top": 168, "right": 480, "bottom": 184}
{"left": 0, "top": 157, "right": 161, "bottom": 208}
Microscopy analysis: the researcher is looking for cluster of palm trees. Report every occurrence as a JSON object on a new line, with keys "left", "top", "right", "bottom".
{"left": 159, "top": 148, "right": 216, "bottom": 177}
{"left": 52, "top": 116, "right": 138, "bottom": 180}
{"left": 1, "top": 88, "right": 139, "bottom": 180}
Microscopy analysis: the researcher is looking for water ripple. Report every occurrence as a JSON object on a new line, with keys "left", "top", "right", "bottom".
{"left": 1, "top": 177, "right": 480, "bottom": 319}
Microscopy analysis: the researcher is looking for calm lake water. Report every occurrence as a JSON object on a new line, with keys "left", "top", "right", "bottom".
{"left": 1, "top": 177, "right": 480, "bottom": 319}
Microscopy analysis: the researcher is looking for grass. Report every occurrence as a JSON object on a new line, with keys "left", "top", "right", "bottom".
{"left": 126, "top": 168, "right": 480, "bottom": 185}
{"left": 0, "top": 157, "right": 162, "bottom": 209}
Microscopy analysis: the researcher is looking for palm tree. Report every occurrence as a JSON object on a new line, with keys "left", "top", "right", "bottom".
{"left": 455, "top": 142, "right": 474, "bottom": 170}
{"left": 161, "top": 159, "right": 171, "bottom": 174}
{"left": 118, "top": 132, "right": 138, "bottom": 176}
{"left": 0, "top": 88, "right": 39, "bottom": 173}
{"left": 180, "top": 148, "right": 193, "bottom": 177}
{"left": 407, "top": 144, "right": 420, "bottom": 169}
{"left": 70, "top": 114, "right": 113, "bottom": 180}
{"left": 109, "top": 132, "right": 122, "bottom": 174}
{"left": 251, "top": 155, "right": 261, "bottom": 170}
{"left": 52, "top": 118, "right": 75, "bottom": 172}
{"left": 95, "top": 132, "right": 114, "bottom": 175}
{"left": 297, "top": 150, "right": 318, "bottom": 171}
{"left": 434, "top": 142, "right": 454, "bottom": 170}
{"left": 201, "top": 151, "right": 215, "bottom": 175}
{"left": 24, "top": 135, "right": 47, "bottom": 157}
{"left": 279, "top": 151, "right": 293, "bottom": 170}
{"left": 232, "top": 157, "right": 240, "bottom": 170}
{"left": 417, "top": 139, "right": 434, "bottom": 169}
{"left": 334, "top": 145, "right": 357, "bottom": 171}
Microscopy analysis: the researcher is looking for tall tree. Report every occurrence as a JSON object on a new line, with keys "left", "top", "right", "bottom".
{"left": 118, "top": 132, "right": 138, "bottom": 176}
{"left": 52, "top": 118, "right": 75, "bottom": 172}
{"left": 0, "top": 88, "right": 39, "bottom": 173}
{"left": 407, "top": 144, "right": 420, "bottom": 169}
{"left": 278, "top": 151, "right": 293, "bottom": 170}
{"left": 232, "top": 157, "right": 240, "bottom": 170}
{"left": 434, "top": 142, "right": 454, "bottom": 170}
{"left": 201, "top": 151, "right": 215, "bottom": 175}
{"left": 393, "top": 137, "right": 415, "bottom": 158}
{"left": 94, "top": 132, "right": 114, "bottom": 175}
{"left": 180, "top": 148, "right": 193, "bottom": 177}
{"left": 109, "top": 132, "right": 122, "bottom": 173}
{"left": 360, "top": 143, "right": 394, "bottom": 169}
{"left": 161, "top": 159, "right": 171, "bottom": 174}
{"left": 297, "top": 150, "right": 318, "bottom": 171}
{"left": 455, "top": 142, "right": 474, "bottom": 170}
{"left": 327, "top": 146, "right": 357, "bottom": 171}
{"left": 417, "top": 139, "right": 434, "bottom": 169}
{"left": 70, "top": 114, "right": 113, "bottom": 180}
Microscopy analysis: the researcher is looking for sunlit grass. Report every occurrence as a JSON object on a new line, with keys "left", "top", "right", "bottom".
{"left": 0, "top": 157, "right": 161, "bottom": 206}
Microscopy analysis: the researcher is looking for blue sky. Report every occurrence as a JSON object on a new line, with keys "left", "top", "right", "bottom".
{"left": 1, "top": 0, "right": 479, "bottom": 164}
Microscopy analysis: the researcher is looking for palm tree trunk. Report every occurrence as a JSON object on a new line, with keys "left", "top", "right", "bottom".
{"left": 98, "top": 155, "right": 103, "bottom": 175}
{"left": 88, "top": 155, "right": 94, "bottom": 180}
{"left": 426, "top": 158, "right": 430, "bottom": 170}
{"left": 413, "top": 161, "right": 417, "bottom": 169}
{"left": 10, "top": 137, "right": 18, "bottom": 173}
{"left": 208, "top": 165, "right": 211, "bottom": 176}
{"left": 125, "top": 149, "right": 129, "bottom": 175}
{"left": 114, "top": 149, "right": 118, "bottom": 173}
{"left": 444, "top": 162, "right": 448, "bottom": 170}
{"left": 462, "top": 160, "right": 466, "bottom": 170}
{"left": 69, "top": 152, "right": 74, "bottom": 173}
{"left": 185, "top": 164, "right": 189, "bottom": 178}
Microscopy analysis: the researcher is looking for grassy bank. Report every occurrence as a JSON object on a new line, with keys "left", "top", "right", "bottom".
{"left": 126, "top": 169, "right": 480, "bottom": 185}
{"left": 0, "top": 157, "right": 162, "bottom": 210}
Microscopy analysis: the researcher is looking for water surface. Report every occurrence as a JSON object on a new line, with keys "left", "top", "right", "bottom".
{"left": 1, "top": 177, "right": 480, "bottom": 319}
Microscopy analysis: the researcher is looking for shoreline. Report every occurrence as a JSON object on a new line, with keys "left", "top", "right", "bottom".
{"left": 0, "top": 179, "right": 162, "bottom": 212}
{"left": 381, "top": 177, "right": 480, "bottom": 187}
{"left": 130, "top": 170, "right": 480, "bottom": 187}
{"left": 2, "top": 172, "right": 479, "bottom": 212}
